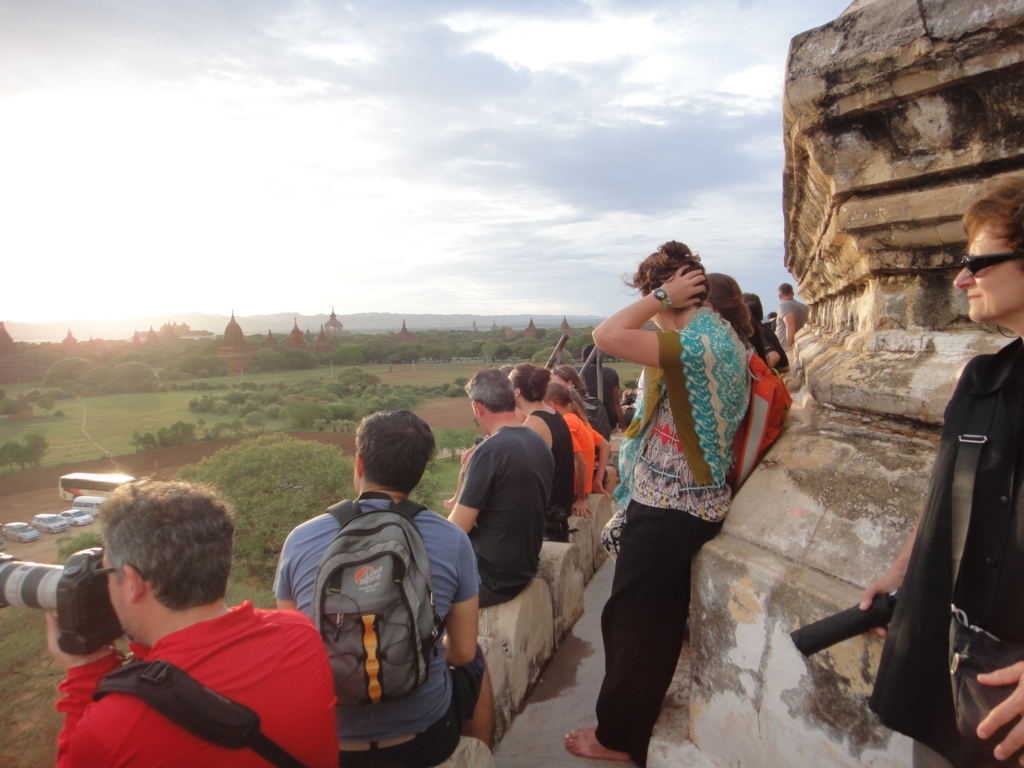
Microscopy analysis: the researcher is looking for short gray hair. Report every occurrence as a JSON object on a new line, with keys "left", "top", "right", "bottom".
{"left": 101, "top": 480, "right": 235, "bottom": 610}
{"left": 466, "top": 369, "right": 515, "bottom": 413}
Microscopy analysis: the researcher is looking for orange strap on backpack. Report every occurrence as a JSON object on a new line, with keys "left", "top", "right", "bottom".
{"left": 727, "top": 353, "right": 792, "bottom": 491}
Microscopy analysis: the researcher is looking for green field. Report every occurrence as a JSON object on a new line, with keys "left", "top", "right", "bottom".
{"left": 1, "top": 360, "right": 641, "bottom": 469}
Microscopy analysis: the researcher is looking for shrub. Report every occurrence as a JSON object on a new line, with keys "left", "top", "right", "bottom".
{"left": 57, "top": 532, "right": 104, "bottom": 564}
{"left": 178, "top": 435, "right": 354, "bottom": 580}
{"left": 281, "top": 401, "right": 331, "bottom": 429}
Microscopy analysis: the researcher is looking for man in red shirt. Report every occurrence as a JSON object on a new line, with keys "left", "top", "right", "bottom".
{"left": 47, "top": 480, "right": 338, "bottom": 768}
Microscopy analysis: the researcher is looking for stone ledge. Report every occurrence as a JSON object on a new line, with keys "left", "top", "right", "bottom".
{"left": 537, "top": 541, "right": 585, "bottom": 647}
{"left": 478, "top": 492, "right": 617, "bottom": 746}
{"left": 688, "top": 534, "right": 912, "bottom": 768}
{"left": 437, "top": 736, "right": 494, "bottom": 767}
{"left": 567, "top": 514, "right": 595, "bottom": 580}
{"left": 480, "top": 579, "right": 554, "bottom": 739}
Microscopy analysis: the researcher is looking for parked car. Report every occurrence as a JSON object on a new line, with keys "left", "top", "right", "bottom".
{"left": 4, "top": 522, "right": 40, "bottom": 543}
{"left": 58, "top": 509, "right": 94, "bottom": 527}
{"left": 72, "top": 496, "right": 106, "bottom": 513}
{"left": 31, "top": 514, "right": 70, "bottom": 534}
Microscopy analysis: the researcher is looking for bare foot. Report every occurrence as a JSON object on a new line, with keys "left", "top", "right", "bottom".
{"left": 564, "top": 727, "right": 630, "bottom": 762}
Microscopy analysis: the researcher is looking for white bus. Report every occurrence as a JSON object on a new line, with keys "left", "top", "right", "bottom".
{"left": 59, "top": 473, "right": 135, "bottom": 502}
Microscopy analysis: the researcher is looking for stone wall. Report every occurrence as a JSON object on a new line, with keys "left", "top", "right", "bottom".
{"left": 479, "top": 493, "right": 613, "bottom": 742}
{"left": 686, "top": 1, "right": 1024, "bottom": 766}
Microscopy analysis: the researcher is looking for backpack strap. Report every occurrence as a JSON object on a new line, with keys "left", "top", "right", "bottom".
{"left": 326, "top": 499, "right": 361, "bottom": 529}
{"left": 94, "top": 659, "right": 309, "bottom": 768}
{"left": 325, "top": 496, "right": 428, "bottom": 529}
{"left": 392, "top": 498, "right": 427, "bottom": 521}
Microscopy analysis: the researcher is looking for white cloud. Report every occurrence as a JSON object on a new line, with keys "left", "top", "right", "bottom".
{"left": 0, "top": 0, "right": 852, "bottom": 322}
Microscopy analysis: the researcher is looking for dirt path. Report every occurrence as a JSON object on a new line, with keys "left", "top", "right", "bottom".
{"left": 76, "top": 396, "right": 113, "bottom": 457}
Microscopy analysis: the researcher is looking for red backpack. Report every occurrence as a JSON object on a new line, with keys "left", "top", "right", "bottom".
{"left": 727, "top": 352, "right": 792, "bottom": 491}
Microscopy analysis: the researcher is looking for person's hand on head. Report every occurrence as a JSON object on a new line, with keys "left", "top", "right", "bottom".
{"left": 660, "top": 266, "right": 706, "bottom": 308}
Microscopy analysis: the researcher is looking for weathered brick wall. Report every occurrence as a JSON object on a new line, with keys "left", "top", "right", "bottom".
{"left": 686, "top": 2, "right": 1024, "bottom": 766}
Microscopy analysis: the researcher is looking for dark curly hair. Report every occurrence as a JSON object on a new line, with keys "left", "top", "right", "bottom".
{"left": 707, "top": 273, "right": 753, "bottom": 341}
{"left": 964, "top": 175, "right": 1024, "bottom": 259}
{"left": 510, "top": 363, "right": 552, "bottom": 403}
{"left": 625, "top": 240, "right": 708, "bottom": 310}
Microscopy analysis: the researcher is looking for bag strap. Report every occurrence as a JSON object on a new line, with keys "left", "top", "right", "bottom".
{"left": 656, "top": 331, "right": 714, "bottom": 485}
{"left": 94, "top": 659, "right": 309, "bottom": 768}
{"left": 951, "top": 394, "right": 999, "bottom": 592}
{"left": 327, "top": 494, "right": 428, "bottom": 530}
{"left": 326, "top": 499, "right": 360, "bottom": 529}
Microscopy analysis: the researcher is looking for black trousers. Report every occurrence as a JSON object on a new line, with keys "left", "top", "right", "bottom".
{"left": 594, "top": 500, "right": 724, "bottom": 767}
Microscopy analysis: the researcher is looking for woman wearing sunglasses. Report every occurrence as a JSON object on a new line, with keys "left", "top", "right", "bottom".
{"left": 864, "top": 176, "right": 1024, "bottom": 768}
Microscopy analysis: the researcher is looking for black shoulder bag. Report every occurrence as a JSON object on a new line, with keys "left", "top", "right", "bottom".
{"left": 94, "top": 659, "right": 310, "bottom": 768}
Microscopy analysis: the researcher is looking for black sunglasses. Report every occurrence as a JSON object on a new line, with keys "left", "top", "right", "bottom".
{"left": 961, "top": 252, "right": 1024, "bottom": 275}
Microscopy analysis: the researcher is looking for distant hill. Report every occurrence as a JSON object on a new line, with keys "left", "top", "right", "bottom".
{"left": 6, "top": 312, "right": 606, "bottom": 342}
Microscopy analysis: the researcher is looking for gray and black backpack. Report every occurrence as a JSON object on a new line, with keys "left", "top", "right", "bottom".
{"left": 312, "top": 493, "right": 443, "bottom": 706}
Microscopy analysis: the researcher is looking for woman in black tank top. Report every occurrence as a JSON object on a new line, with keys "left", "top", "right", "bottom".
{"left": 509, "top": 364, "right": 579, "bottom": 539}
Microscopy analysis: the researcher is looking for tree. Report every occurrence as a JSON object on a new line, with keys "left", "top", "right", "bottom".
{"left": 0, "top": 399, "right": 21, "bottom": 416}
{"left": 0, "top": 440, "right": 23, "bottom": 471}
{"left": 333, "top": 368, "right": 380, "bottom": 397}
{"left": 435, "top": 428, "right": 478, "bottom": 461}
{"left": 129, "top": 430, "right": 158, "bottom": 452}
{"left": 273, "top": 349, "right": 317, "bottom": 370}
{"left": 169, "top": 353, "right": 228, "bottom": 378}
{"left": 43, "top": 357, "right": 92, "bottom": 388}
{"left": 37, "top": 396, "right": 56, "bottom": 412}
{"left": 20, "top": 433, "right": 49, "bottom": 467}
{"left": 108, "top": 361, "right": 158, "bottom": 392}
{"left": 281, "top": 400, "right": 331, "bottom": 429}
{"left": 410, "top": 464, "right": 443, "bottom": 510}
{"left": 243, "top": 410, "right": 265, "bottom": 434}
{"left": 335, "top": 345, "right": 366, "bottom": 365}
{"left": 155, "top": 421, "right": 197, "bottom": 448}
{"left": 178, "top": 434, "right": 355, "bottom": 580}
{"left": 77, "top": 365, "right": 112, "bottom": 391}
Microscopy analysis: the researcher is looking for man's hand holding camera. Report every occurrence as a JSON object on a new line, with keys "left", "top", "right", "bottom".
{"left": 45, "top": 613, "right": 117, "bottom": 669}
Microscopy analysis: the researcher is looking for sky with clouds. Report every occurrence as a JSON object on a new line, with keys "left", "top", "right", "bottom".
{"left": 1, "top": 0, "right": 851, "bottom": 323}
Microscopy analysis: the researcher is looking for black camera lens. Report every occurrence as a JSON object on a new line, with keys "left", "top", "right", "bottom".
{"left": 0, "top": 554, "right": 63, "bottom": 611}
{"left": 0, "top": 550, "right": 124, "bottom": 654}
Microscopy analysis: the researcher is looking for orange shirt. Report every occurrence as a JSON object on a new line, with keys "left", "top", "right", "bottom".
{"left": 563, "top": 412, "right": 601, "bottom": 493}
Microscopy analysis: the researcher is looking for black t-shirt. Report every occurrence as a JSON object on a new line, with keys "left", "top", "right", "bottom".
{"left": 580, "top": 365, "right": 619, "bottom": 428}
{"left": 529, "top": 410, "right": 575, "bottom": 515}
{"left": 458, "top": 426, "right": 554, "bottom": 598}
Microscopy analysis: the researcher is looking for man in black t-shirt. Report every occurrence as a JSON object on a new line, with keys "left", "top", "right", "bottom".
{"left": 579, "top": 345, "right": 624, "bottom": 432}
{"left": 449, "top": 369, "right": 554, "bottom": 607}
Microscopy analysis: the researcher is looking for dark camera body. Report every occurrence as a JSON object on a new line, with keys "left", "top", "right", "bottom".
{"left": 0, "top": 548, "right": 123, "bottom": 655}
{"left": 57, "top": 548, "right": 123, "bottom": 654}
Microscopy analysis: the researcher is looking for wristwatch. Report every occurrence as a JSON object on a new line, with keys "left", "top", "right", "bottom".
{"left": 653, "top": 288, "right": 672, "bottom": 310}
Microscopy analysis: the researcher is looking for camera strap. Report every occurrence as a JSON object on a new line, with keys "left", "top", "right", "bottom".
{"left": 94, "top": 659, "right": 309, "bottom": 768}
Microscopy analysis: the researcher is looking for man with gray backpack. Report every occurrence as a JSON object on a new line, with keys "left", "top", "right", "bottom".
{"left": 274, "top": 410, "right": 492, "bottom": 767}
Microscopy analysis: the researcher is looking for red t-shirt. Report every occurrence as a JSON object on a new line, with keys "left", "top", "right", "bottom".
{"left": 56, "top": 602, "right": 338, "bottom": 768}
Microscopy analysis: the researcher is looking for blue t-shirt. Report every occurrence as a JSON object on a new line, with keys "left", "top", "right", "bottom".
{"left": 273, "top": 498, "right": 479, "bottom": 741}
